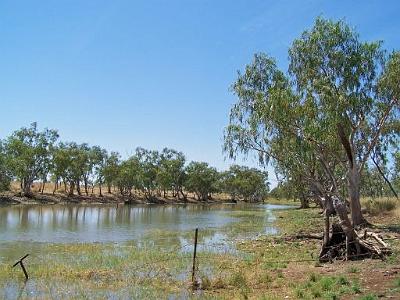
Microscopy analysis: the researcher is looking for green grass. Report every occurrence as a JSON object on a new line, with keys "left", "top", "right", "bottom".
{"left": 359, "top": 294, "right": 378, "bottom": 300}
{"left": 347, "top": 266, "right": 360, "bottom": 273}
{"left": 293, "top": 275, "right": 356, "bottom": 299}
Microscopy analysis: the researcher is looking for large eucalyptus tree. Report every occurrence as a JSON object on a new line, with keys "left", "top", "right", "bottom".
{"left": 225, "top": 18, "right": 399, "bottom": 227}
{"left": 4, "top": 123, "right": 59, "bottom": 196}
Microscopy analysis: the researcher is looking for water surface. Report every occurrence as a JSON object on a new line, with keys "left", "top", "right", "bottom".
{"left": 0, "top": 203, "right": 290, "bottom": 244}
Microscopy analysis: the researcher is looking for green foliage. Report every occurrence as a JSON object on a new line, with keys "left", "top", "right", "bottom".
{"left": 102, "top": 151, "right": 120, "bottom": 192}
{"left": 135, "top": 147, "right": 161, "bottom": 198}
{"left": 184, "top": 161, "right": 219, "bottom": 200}
{"left": 53, "top": 142, "right": 88, "bottom": 195}
{"left": 4, "top": 122, "right": 58, "bottom": 195}
{"left": 293, "top": 275, "right": 355, "bottom": 299}
{"left": 1, "top": 123, "right": 269, "bottom": 199}
{"left": 360, "top": 294, "right": 378, "bottom": 300}
{"left": 0, "top": 141, "right": 11, "bottom": 191}
{"left": 114, "top": 156, "right": 141, "bottom": 196}
{"left": 157, "top": 148, "right": 186, "bottom": 197}
{"left": 224, "top": 17, "right": 400, "bottom": 224}
{"left": 220, "top": 165, "right": 269, "bottom": 202}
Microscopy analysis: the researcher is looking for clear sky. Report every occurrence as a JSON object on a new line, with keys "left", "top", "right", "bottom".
{"left": 1, "top": 0, "right": 399, "bottom": 187}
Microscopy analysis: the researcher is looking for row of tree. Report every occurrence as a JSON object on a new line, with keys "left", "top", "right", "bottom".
{"left": 0, "top": 123, "right": 269, "bottom": 202}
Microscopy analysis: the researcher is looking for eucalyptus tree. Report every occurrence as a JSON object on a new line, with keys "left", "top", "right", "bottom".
{"left": 114, "top": 156, "right": 141, "bottom": 196}
{"left": 52, "top": 142, "right": 88, "bottom": 196}
{"left": 135, "top": 147, "right": 161, "bottom": 199}
{"left": 77, "top": 145, "right": 108, "bottom": 196}
{"left": 77, "top": 143, "right": 92, "bottom": 196}
{"left": 220, "top": 165, "right": 269, "bottom": 202}
{"left": 4, "top": 123, "right": 58, "bottom": 196}
{"left": 289, "top": 18, "right": 399, "bottom": 224}
{"left": 184, "top": 162, "right": 219, "bottom": 201}
{"left": 102, "top": 151, "right": 120, "bottom": 193}
{"left": 0, "top": 141, "right": 11, "bottom": 191}
{"left": 157, "top": 148, "right": 186, "bottom": 199}
{"left": 224, "top": 17, "right": 399, "bottom": 227}
{"left": 89, "top": 146, "right": 108, "bottom": 196}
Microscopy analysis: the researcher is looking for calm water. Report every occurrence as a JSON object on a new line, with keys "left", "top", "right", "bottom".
{"left": 0, "top": 203, "right": 292, "bottom": 299}
{"left": 0, "top": 203, "right": 290, "bottom": 244}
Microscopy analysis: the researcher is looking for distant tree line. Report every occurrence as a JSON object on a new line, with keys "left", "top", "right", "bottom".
{"left": 0, "top": 123, "right": 269, "bottom": 202}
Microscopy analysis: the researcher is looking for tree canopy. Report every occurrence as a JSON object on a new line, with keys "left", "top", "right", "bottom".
{"left": 224, "top": 17, "right": 399, "bottom": 225}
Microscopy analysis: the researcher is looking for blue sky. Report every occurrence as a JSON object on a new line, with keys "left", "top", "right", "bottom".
{"left": 1, "top": 1, "right": 399, "bottom": 186}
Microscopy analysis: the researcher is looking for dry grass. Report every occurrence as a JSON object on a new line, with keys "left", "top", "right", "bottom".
{"left": 361, "top": 197, "right": 399, "bottom": 216}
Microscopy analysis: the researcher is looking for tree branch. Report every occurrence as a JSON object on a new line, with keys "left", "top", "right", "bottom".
{"left": 359, "top": 98, "right": 397, "bottom": 172}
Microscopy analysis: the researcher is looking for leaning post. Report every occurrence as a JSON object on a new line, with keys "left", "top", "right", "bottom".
{"left": 191, "top": 228, "right": 199, "bottom": 289}
{"left": 12, "top": 254, "right": 30, "bottom": 281}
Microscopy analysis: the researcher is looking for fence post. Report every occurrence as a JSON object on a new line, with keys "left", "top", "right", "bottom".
{"left": 12, "top": 254, "right": 30, "bottom": 281}
{"left": 191, "top": 228, "right": 199, "bottom": 289}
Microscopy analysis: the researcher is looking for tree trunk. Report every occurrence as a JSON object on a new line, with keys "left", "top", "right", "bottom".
{"left": 299, "top": 192, "right": 309, "bottom": 209}
{"left": 337, "top": 124, "right": 364, "bottom": 227}
{"left": 99, "top": 184, "right": 102, "bottom": 197}
{"left": 348, "top": 165, "right": 363, "bottom": 226}
{"left": 41, "top": 180, "right": 45, "bottom": 194}
{"left": 68, "top": 182, "right": 75, "bottom": 196}
{"left": 76, "top": 180, "right": 81, "bottom": 196}
{"left": 107, "top": 184, "right": 111, "bottom": 194}
{"left": 23, "top": 180, "right": 33, "bottom": 197}
{"left": 332, "top": 195, "right": 361, "bottom": 254}
{"left": 84, "top": 178, "right": 89, "bottom": 196}
{"left": 53, "top": 178, "right": 58, "bottom": 195}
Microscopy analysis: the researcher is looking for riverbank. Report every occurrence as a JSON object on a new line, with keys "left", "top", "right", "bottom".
{"left": 0, "top": 190, "right": 296, "bottom": 207}
{"left": 0, "top": 191, "right": 229, "bottom": 206}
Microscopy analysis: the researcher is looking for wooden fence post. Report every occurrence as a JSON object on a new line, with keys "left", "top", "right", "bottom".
{"left": 191, "top": 228, "right": 199, "bottom": 289}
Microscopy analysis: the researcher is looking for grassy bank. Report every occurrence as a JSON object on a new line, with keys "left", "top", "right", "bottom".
{"left": 0, "top": 203, "right": 399, "bottom": 299}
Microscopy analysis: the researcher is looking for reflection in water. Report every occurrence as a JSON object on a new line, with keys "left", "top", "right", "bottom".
{"left": 0, "top": 204, "right": 290, "bottom": 243}
{"left": 0, "top": 204, "right": 237, "bottom": 243}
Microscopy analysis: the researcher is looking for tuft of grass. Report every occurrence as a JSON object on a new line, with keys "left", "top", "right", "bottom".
{"left": 229, "top": 271, "right": 248, "bottom": 289}
{"left": 309, "top": 272, "right": 319, "bottom": 282}
{"left": 351, "top": 281, "right": 362, "bottom": 294}
{"left": 395, "top": 277, "right": 400, "bottom": 288}
{"left": 295, "top": 288, "right": 306, "bottom": 298}
{"left": 360, "top": 294, "right": 378, "bottom": 300}
{"left": 347, "top": 266, "right": 360, "bottom": 273}
{"left": 200, "top": 275, "right": 212, "bottom": 290}
{"left": 292, "top": 275, "right": 354, "bottom": 299}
